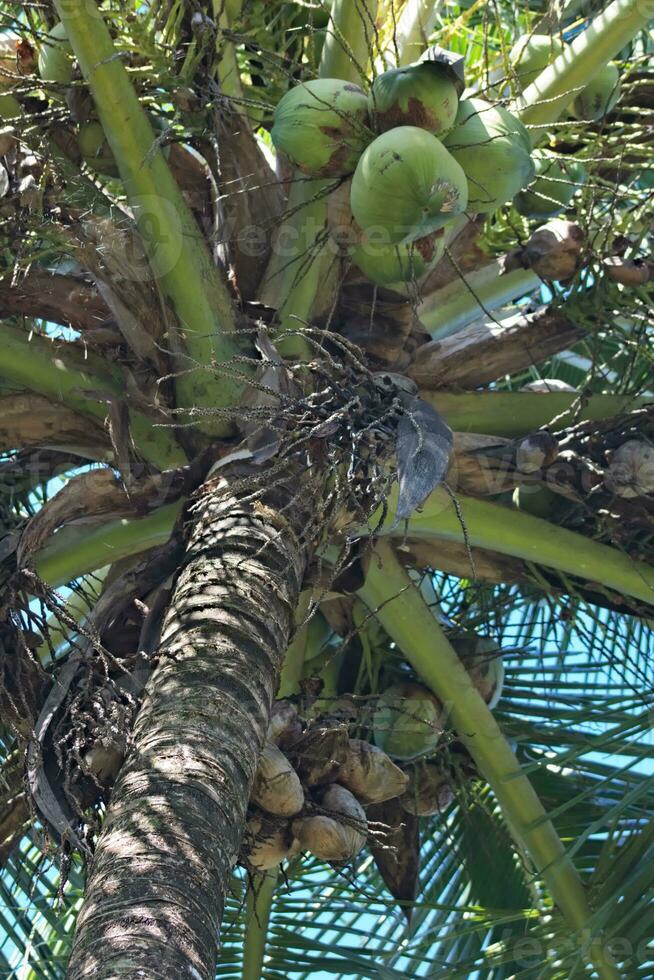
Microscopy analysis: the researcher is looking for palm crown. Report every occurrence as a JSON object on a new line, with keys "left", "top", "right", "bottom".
{"left": 0, "top": 0, "right": 653, "bottom": 977}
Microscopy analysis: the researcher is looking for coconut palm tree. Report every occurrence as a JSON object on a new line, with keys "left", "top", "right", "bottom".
{"left": 0, "top": 0, "right": 653, "bottom": 977}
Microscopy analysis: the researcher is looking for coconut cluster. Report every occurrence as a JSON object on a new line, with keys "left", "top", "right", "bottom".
{"left": 241, "top": 632, "right": 505, "bottom": 872}
{"left": 271, "top": 55, "right": 535, "bottom": 288}
{"left": 241, "top": 706, "right": 410, "bottom": 871}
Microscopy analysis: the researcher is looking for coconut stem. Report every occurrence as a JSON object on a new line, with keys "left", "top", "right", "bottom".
{"left": 277, "top": 590, "right": 312, "bottom": 697}
{"left": 242, "top": 872, "right": 277, "bottom": 980}
{"left": 54, "top": 0, "right": 243, "bottom": 435}
{"left": 0, "top": 322, "right": 186, "bottom": 469}
{"left": 418, "top": 260, "right": 540, "bottom": 338}
{"left": 212, "top": 0, "right": 244, "bottom": 100}
{"left": 368, "top": 487, "right": 654, "bottom": 605}
{"left": 392, "top": 0, "right": 443, "bottom": 67}
{"left": 34, "top": 502, "right": 183, "bottom": 588}
{"left": 359, "top": 541, "right": 620, "bottom": 980}
{"left": 517, "top": 0, "right": 652, "bottom": 133}
{"left": 420, "top": 391, "right": 647, "bottom": 438}
{"left": 319, "top": 0, "right": 379, "bottom": 82}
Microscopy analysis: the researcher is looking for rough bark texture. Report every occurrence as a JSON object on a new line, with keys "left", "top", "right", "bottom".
{"left": 67, "top": 470, "right": 315, "bottom": 979}
{"left": 398, "top": 538, "right": 528, "bottom": 584}
{"left": 0, "top": 272, "right": 109, "bottom": 333}
{"left": 408, "top": 307, "right": 583, "bottom": 389}
{"left": 0, "top": 394, "right": 110, "bottom": 458}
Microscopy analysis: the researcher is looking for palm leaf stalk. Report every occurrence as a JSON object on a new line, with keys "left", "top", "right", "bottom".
{"left": 0, "top": 0, "right": 651, "bottom": 976}
{"left": 242, "top": 873, "right": 277, "bottom": 980}
{"left": 0, "top": 323, "right": 186, "bottom": 468}
{"left": 372, "top": 487, "right": 654, "bottom": 605}
{"left": 54, "top": 0, "right": 243, "bottom": 431}
{"left": 517, "top": 0, "right": 654, "bottom": 130}
{"left": 358, "top": 540, "right": 619, "bottom": 980}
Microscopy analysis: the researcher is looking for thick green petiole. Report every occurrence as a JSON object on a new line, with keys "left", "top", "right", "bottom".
{"left": 35, "top": 501, "right": 183, "bottom": 587}
{"left": 0, "top": 323, "right": 186, "bottom": 468}
{"left": 359, "top": 541, "right": 619, "bottom": 980}
{"left": 54, "top": 0, "right": 243, "bottom": 431}
{"left": 369, "top": 488, "right": 654, "bottom": 606}
{"left": 517, "top": 0, "right": 653, "bottom": 132}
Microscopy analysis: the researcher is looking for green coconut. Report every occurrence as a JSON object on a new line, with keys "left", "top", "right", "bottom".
{"left": 350, "top": 229, "right": 444, "bottom": 286}
{"left": 571, "top": 62, "right": 621, "bottom": 122}
{"left": 509, "top": 33, "right": 564, "bottom": 89}
{"left": 271, "top": 78, "right": 370, "bottom": 177}
{"left": 370, "top": 62, "right": 459, "bottom": 136}
{"left": 78, "top": 121, "right": 119, "bottom": 177}
{"left": 515, "top": 150, "right": 586, "bottom": 218}
{"left": 442, "top": 98, "right": 534, "bottom": 214}
{"left": 450, "top": 633, "right": 504, "bottom": 709}
{"left": 373, "top": 681, "right": 443, "bottom": 760}
{"left": 513, "top": 485, "right": 564, "bottom": 520}
{"left": 350, "top": 126, "right": 468, "bottom": 245}
{"left": 37, "top": 22, "right": 73, "bottom": 86}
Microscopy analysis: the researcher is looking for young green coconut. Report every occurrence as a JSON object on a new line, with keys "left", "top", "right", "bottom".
{"left": 571, "top": 62, "right": 621, "bottom": 121}
{"left": 339, "top": 739, "right": 409, "bottom": 804}
{"left": 509, "top": 33, "right": 564, "bottom": 89}
{"left": 350, "top": 126, "right": 468, "bottom": 245}
{"left": 292, "top": 784, "right": 367, "bottom": 862}
{"left": 37, "top": 21, "right": 73, "bottom": 87}
{"left": 450, "top": 633, "right": 505, "bottom": 709}
{"left": 370, "top": 61, "right": 459, "bottom": 135}
{"left": 78, "top": 121, "right": 119, "bottom": 177}
{"left": 350, "top": 229, "right": 445, "bottom": 286}
{"left": 373, "top": 681, "right": 444, "bottom": 760}
{"left": 250, "top": 742, "right": 305, "bottom": 817}
{"left": 442, "top": 98, "right": 534, "bottom": 214}
{"left": 514, "top": 150, "right": 586, "bottom": 219}
{"left": 271, "top": 78, "right": 371, "bottom": 177}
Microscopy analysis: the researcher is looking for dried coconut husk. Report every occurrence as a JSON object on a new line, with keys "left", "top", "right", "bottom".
{"left": 251, "top": 742, "right": 304, "bottom": 817}
{"left": 292, "top": 720, "right": 351, "bottom": 787}
{"left": 339, "top": 739, "right": 409, "bottom": 804}
{"left": 451, "top": 633, "right": 505, "bottom": 709}
{"left": 243, "top": 812, "right": 298, "bottom": 871}
{"left": 401, "top": 763, "right": 454, "bottom": 816}
{"left": 604, "top": 440, "right": 654, "bottom": 498}
{"left": 267, "top": 700, "right": 303, "bottom": 749}
{"left": 293, "top": 784, "right": 367, "bottom": 861}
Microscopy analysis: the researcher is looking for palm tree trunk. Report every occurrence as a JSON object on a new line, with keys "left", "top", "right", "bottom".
{"left": 67, "top": 468, "right": 314, "bottom": 979}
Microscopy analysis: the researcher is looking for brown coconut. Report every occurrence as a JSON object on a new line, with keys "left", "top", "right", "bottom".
{"left": 293, "top": 784, "right": 367, "bottom": 861}
{"left": 251, "top": 742, "right": 304, "bottom": 817}
{"left": 267, "top": 700, "right": 302, "bottom": 749}
{"left": 243, "top": 813, "right": 298, "bottom": 871}
{"left": 339, "top": 739, "right": 409, "bottom": 804}
{"left": 401, "top": 763, "right": 454, "bottom": 816}
{"left": 604, "top": 441, "right": 654, "bottom": 498}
